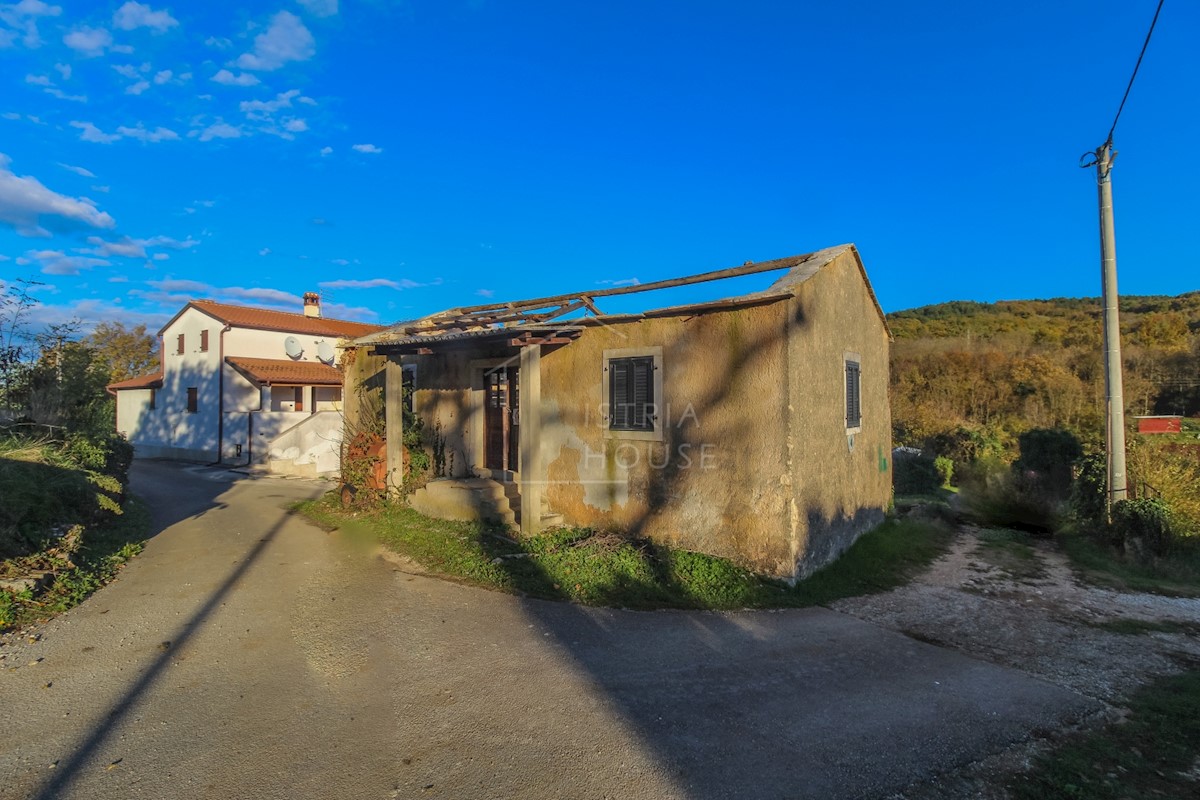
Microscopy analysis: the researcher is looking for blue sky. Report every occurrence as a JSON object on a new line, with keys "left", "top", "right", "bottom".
{"left": 1, "top": 1, "right": 1197, "bottom": 332}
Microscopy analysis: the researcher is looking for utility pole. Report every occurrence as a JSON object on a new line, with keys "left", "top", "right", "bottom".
{"left": 1092, "top": 141, "right": 1128, "bottom": 507}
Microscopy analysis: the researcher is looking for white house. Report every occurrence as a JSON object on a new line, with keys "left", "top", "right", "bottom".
{"left": 109, "top": 293, "right": 384, "bottom": 475}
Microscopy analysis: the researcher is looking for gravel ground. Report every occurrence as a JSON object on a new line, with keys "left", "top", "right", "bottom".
{"left": 833, "top": 524, "right": 1200, "bottom": 798}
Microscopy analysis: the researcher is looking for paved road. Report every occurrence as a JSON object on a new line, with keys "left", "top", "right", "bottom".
{"left": 0, "top": 460, "right": 1099, "bottom": 799}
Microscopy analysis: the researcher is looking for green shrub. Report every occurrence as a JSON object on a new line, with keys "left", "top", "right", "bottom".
{"left": 1071, "top": 452, "right": 1109, "bottom": 531}
{"left": 933, "top": 456, "right": 954, "bottom": 487}
{"left": 894, "top": 451, "right": 941, "bottom": 495}
{"left": 1013, "top": 428, "right": 1082, "bottom": 499}
{"left": 1112, "top": 498, "right": 1177, "bottom": 561}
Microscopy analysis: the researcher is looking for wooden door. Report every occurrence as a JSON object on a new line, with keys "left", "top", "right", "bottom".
{"left": 484, "top": 366, "right": 519, "bottom": 472}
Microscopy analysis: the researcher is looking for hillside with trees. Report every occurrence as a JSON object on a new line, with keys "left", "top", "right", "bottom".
{"left": 888, "top": 292, "right": 1200, "bottom": 460}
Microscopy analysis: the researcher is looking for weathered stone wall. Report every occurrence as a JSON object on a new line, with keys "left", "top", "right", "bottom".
{"left": 539, "top": 305, "right": 796, "bottom": 576}
{"left": 785, "top": 249, "right": 893, "bottom": 578}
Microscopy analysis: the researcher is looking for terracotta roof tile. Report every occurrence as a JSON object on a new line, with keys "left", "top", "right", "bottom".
{"left": 188, "top": 300, "right": 384, "bottom": 338}
{"left": 107, "top": 372, "right": 163, "bottom": 391}
{"left": 225, "top": 356, "right": 344, "bottom": 386}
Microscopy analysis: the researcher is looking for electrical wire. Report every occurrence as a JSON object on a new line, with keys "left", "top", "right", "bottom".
{"left": 1105, "top": 0, "right": 1166, "bottom": 146}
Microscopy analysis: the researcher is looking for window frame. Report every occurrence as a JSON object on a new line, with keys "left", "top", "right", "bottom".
{"left": 602, "top": 346, "right": 663, "bottom": 442}
{"left": 186, "top": 387, "right": 198, "bottom": 414}
{"left": 844, "top": 353, "right": 862, "bottom": 433}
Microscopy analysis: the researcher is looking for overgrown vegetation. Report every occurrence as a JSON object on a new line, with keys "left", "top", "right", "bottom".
{"left": 298, "top": 497, "right": 953, "bottom": 610}
{"left": 1008, "top": 669, "right": 1200, "bottom": 800}
{"left": 0, "top": 427, "right": 146, "bottom": 630}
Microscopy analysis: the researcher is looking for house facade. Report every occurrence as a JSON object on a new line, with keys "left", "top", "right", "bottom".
{"left": 350, "top": 244, "right": 892, "bottom": 580}
{"left": 109, "top": 293, "right": 383, "bottom": 474}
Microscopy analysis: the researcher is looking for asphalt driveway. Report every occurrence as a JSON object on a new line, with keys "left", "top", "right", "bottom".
{"left": 0, "top": 460, "right": 1099, "bottom": 799}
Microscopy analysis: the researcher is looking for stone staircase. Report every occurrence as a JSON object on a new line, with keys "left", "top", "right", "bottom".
{"left": 409, "top": 477, "right": 563, "bottom": 531}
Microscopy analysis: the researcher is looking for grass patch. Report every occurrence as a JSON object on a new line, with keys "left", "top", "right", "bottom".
{"left": 297, "top": 496, "right": 955, "bottom": 610}
{"left": 0, "top": 498, "right": 149, "bottom": 631}
{"left": 1008, "top": 669, "right": 1200, "bottom": 800}
{"left": 973, "top": 528, "right": 1049, "bottom": 582}
{"left": 1058, "top": 531, "right": 1200, "bottom": 597}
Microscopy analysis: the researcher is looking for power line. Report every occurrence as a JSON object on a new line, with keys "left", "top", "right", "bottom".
{"left": 1106, "top": 0, "right": 1166, "bottom": 146}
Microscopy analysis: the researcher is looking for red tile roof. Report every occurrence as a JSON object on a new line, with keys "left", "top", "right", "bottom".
{"left": 107, "top": 372, "right": 163, "bottom": 391}
{"left": 180, "top": 300, "right": 385, "bottom": 338}
{"left": 225, "top": 356, "right": 344, "bottom": 386}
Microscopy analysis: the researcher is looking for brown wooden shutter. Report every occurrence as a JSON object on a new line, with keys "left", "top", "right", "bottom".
{"left": 200, "top": 329, "right": 209, "bottom": 352}
{"left": 176, "top": 333, "right": 185, "bottom": 355}
{"left": 187, "top": 387, "right": 198, "bottom": 413}
{"left": 609, "top": 357, "right": 654, "bottom": 431}
{"left": 845, "top": 361, "right": 861, "bottom": 428}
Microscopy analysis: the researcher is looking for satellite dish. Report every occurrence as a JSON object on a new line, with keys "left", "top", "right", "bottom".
{"left": 284, "top": 336, "right": 303, "bottom": 359}
{"left": 317, "top": 341, "right": 335, "bottom": 364}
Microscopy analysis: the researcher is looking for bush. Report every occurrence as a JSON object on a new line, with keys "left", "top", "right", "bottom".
{"left": 893, "top": 451, "right": 941, "bottom": 495}
{"left": 933, "top": 456, "right": 954, "bottom": 488}
{"left": 1013, "top": 428, "right": 1082, "bottom": 499}
{"left": 1112, "top": 498, "right": 1177, "bottom": 561}
{"left": 1071, "top": 452, "right": 1109, "bottom": 531}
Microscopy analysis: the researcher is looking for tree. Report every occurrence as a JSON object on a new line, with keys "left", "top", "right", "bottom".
{"left": 0, "top": 278, "right": 42, "bottom": 415}
{"left": 85, "top": 322, "right": 158, "bottom": 383}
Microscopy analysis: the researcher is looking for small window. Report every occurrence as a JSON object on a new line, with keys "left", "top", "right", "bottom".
{"left": 609, "top": 356, "right": 655, "bottom": 431}
{"left": 845, "top": 359, "right": 862, "bottom": 430}
{"left": 176, "top": 333, "right": 185, "bottom": 355}
{"left": 200, "top": 329, "right": 209, "bottom": 352}
{"left": 294, "top": 386, "right": 304, "bottom": 412}
{"left": 187, "top": 387, "right": 198, "bottom": 414}
{"left": 148, "top": 388, "right": 156, "bottom": 410}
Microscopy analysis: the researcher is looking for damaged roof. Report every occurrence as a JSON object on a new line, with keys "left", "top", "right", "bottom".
{"left": 357, "top": 244, "right": 889, "bottom": 352}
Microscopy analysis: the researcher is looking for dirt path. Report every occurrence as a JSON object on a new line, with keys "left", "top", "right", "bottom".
{"left": 835, "top": 525, "right": 1200, "bottom": 702}
{"left": 833, "top": 524, "right": 1200, "bottom": 797}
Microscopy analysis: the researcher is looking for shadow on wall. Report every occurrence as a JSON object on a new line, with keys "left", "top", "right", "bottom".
{"left": 120, "top": 362, "right": 220, "bottom": 462}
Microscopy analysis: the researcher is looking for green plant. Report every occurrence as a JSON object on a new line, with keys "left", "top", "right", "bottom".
{"left": 1013, "top": 428, "right": 1082, "bottom": 499}
{"left": 1112, "top": 498, "right": 1176, "bottom": 561}
{"left": 893, "top": 451, "right": 941, "bottom": 495}
{"left": 1070, "top": 452, "right": 1108, "bottom": 531}
{"left": 933, "top": 456, "right": 953, "bottom": 487}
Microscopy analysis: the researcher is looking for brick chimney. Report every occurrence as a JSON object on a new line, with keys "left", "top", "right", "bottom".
{"left": 303, "top": 292, "right": 321, "bottom": 318}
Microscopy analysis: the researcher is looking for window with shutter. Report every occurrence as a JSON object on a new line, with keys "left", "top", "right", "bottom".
{"left": 200, "top": 329, "right": 209, "bottom": 352}
{"left": 187, "top": 387, "right": 198, "bottom": 414}
{"left": 176, "top": 333, "right": 185, "bottom": 355}
{"left": 608, "top": 356, "right": 655, "bottom": 432}
{"left": 845, "top": 359, "right": 862, "bottom": 430}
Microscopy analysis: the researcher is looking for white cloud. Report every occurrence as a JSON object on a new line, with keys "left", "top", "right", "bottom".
{"left": 319, "top": 278, "right": 425, "bottom": 290}
{"left": 475, "top": 289, "right": 494, "bottom": 298}
{"left": 211, "top": 68, "right": 259, "bottom": 87}
{"left": 25, "top": 248, "right": 111, "bottom": 275}
{"left": 54, "top": 62, "right": 70, "bottom": 79}
{"left": 112, "top": 63, "right": 141, "bottom": 78}
{"left": 86, "top": 235, "right": 144, "bottom": 257}
{"left": 24, "top": 73, "right": 51, "bottom": 85}
{"left": 319, "top": 145, "right": 332, "bottom": 156}
{"left": 330, "top": 258, "right": 348, "bottom": 266}
{"left": 58, "top": 163, "right": 96, "bottom": 178}
{"left": 152, "top": 252, "right": 168, "bottom": 261}
{"left": 204, "top": 35, "right": 230, "bottom": 48}
{"left": 70, "top": 121, "right": 120, "bottom": 143}
{"left": 239, "top": 88, "right": 302, "bottom": 118}
{"left": 236, "top": 11, "right": 314, "bottom": 71}
{"left": 298, "top": 0, "right": 338, "bottom": 18}
{"left": 63, "top": 26, "right": 113, "bottom": 56}
{"left": 1, "top": 112, "right": 19, "bottom": 120}
{"left": 283, "top": 118, "right": 307, "bottom": 133}
{"left": 44, "top": 87, "right": 87, "bottom": 102}
{"left": 125, "top": 80, "right": 150, "bottom": 95}
{"left": 153, "top": 69, "right": 171, "bottom": 84}
{"left": 352, "top": 143, "right": 382, "bottom": 154}
{"left": 192, "top": 121, "right": 242, "bottom": 142}
{"left": 0, "top": 152, "right": 116, "bottom": 236}
{"left": 91, "top": 185, "right": 110, "bottom": 193}
{"left": 598, "top": 277, "right": 641, "bottom": 287}
{"left": 140, "top": 234, "right": 198, "bottom": 249}
{"left": 112, "top": 2, "right": 178, "bottom": 33}
{"left": 116, "top": 123, "right": 178, "bottom": 142}
{"left": 258, "top": 247, "right": 270, "bottom": 256}
{"left": 0, "top": 0, "right": 62, "bottom": 49}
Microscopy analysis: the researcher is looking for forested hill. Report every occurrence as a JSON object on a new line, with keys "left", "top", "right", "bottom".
{"left": 888, "top": 293, "right": 1200, "bottom": 346}
{"left": 885, "top": 292, "right": 1200, "bottom": 459}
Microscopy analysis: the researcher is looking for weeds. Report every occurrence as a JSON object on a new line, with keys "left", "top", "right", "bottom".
{"left": 298, "top": 496, "right": 954, "bottom": 610}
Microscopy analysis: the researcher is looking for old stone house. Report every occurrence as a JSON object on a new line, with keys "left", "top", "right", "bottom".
{"left": 348, "top": 244, "right": 892, "bottom": 580}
